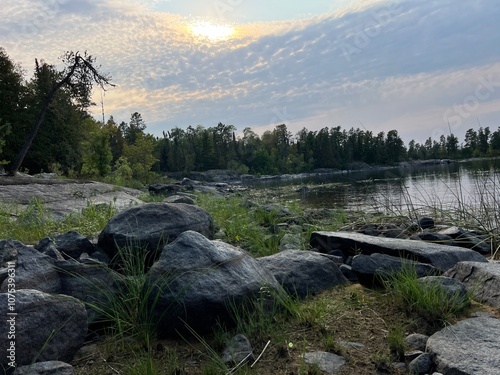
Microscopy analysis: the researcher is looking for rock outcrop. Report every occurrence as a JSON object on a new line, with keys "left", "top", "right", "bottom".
{"left": 0, "top": 290, "right": 87, "bottom": 369}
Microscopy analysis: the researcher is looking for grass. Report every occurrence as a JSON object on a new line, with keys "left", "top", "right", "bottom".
{"left": 194, "top": 192, "right": 348, "bottom": 257}
{"left": 381, "top": 264, "right": 472, "bottom": 329}
{"left": 0, "top": 197, "right": 116, "bottom": 244}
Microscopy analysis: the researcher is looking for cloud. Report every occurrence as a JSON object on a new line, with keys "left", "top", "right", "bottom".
{"left": 1, "top": 0, "right": 499, "bottom": 143}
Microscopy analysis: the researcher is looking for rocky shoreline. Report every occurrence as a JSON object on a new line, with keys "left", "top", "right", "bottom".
{"left": 1, "top": 185, "right": 500, "bottom": 373}
{"left": 165, "top": 158, "right": 459, "bottom": 185}
{"left": 1, "top": 172, "right": 499, "bottom": 374}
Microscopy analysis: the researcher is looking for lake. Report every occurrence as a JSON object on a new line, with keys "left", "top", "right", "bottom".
{"left": 253, "top": 158, "right": 500, "bottom": 227}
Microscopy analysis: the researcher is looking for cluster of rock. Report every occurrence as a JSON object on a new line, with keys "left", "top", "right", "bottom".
{"left": 1, "top": 199, "right": 500, "bottom": 374}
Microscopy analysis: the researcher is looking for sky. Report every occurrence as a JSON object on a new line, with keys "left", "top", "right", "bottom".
{"left": 1, "top": 0, "right": 500, "bottom": 145}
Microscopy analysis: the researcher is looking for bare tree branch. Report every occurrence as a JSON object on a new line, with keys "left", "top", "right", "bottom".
{"left": 8, "top": 51, "right": 114, "bottom": 176}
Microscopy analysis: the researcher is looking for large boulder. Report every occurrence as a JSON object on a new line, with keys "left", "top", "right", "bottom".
{"left": 51, "top": 231, "right": 95, "bottom": 260}
{"left": 144, "top": 231, "right": 282, "bottom": 337}
{"left": 97, "top": 203, "right": 214, "bottom": 265}
{"left": 426, "top": 316, "right": 500, "bottom": 374}
{"left": 0, "top": 245, "right": 60, "bottom": 294}
{"left": 444, "top": 261, "right": 500, "bottom": 308}
{"left": 310, "top": 232, "right": 487, "bottom": 272}
{"left": 55, "top": 259, "right": 124, "bottom": 324}
{"left": 258, "top": 250, "right": 348, "bottom": 298}
{"left": 0, "top": 290, "right": 87, "bottom": 369}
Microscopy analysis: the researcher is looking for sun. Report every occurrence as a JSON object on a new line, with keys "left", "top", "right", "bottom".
{"left": 190, "top": 20, "right": 235, "bottom": 42}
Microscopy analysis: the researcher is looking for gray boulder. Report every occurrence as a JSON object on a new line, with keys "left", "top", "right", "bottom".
{"left": 426, "top": 316, "right": 500, "bottom": 374}
{"left": 408, "top": 353, "right": 432, "bottom": 375}
{"left": 97, "top": 202, "right": 214, "bottom": 266}
{"left": 439, "top": 226, "right": 491, "bottom": 254}
{"left": 163, "top": 195, "right": 195, "bottom": 205}
{"left": 414, "top": 232, "right": 454, "bottom": 244}
{"left": 13, "top": 361, "right": 74, "bottom": 375}
{"left": 405, "top": 333, "right": 429, "bottom": 352}
{"left": 417, "top": 276, "right": 468, "bottom": 303}
{"left": 351, "top": 253, "right": 438, "bottom": 286}
{"left": 144, "top": 231, "right": 282, "bottom": 337}
{"left": 52, "top": 231, "right": 94, "bottom": 260}
{"left": 444, "top": 261, "right": 500, "bottom": 308}
{"left": 0, "top": 245, "right": 60, "bottom": 294}
{"left": 0, "top": 240, "right": 24, "bottom": 266}
{"left": 0, "top": 290, "right": 87, "bottom": 369}
{"left": 35, "top": 232, "right": 94, "bottom": 261}
{"left": 55, "top": 259, "right": 123, "bottom": 324}
{"left": 148, "top": 183, "right": 180, "bottom": 195}
{"left": 310, "top": 232, "right": 487, "bottom": 272}
{"left": 258, "top": 250, "right": 348, "bottom": 298}
{"left": 419, "top": 217, "right": 435, "bottom": 229}
{"left": 34, "top": 238, "right": 65, "bottom": 261}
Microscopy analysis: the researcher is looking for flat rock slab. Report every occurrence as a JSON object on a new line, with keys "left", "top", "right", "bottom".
{"left": 426, "top": 316, "right": 500, "bottom": 374}
{"left": 310, "top": 232, "right": 487, "bottom": 272}
{"left": 444, "top": 261, "right": 500, "bottom": 308}
{"left": 0, "top": 176, "right": 143, "bottom": 219}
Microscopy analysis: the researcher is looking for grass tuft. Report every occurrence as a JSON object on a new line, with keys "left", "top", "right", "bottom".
{"left": 381, "top": 264, "right": 472, "bottom": 327}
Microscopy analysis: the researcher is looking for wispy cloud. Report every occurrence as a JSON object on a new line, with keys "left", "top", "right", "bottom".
{"left": 1, "top": 0, "right": 499, "bottom": 142}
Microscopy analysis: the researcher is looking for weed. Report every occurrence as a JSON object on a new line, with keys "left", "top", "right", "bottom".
{"left": 322, "top": 333, "right": 339, "bottom": 353}
{"left": 387, "top": 325, "right": 406, "bottom": 361}
{"left": 370, "top": 350, "right": 392, "bottom": 372}
{"left": 381, "top": 264, "right": 471, "bottom": 327}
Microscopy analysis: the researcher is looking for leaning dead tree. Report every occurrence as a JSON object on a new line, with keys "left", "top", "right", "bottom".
{"left": 8, "top": 51, "right": 114, "bottom": 176}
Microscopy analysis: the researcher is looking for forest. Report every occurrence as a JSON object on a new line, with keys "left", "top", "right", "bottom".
{"left": 2, "top": 47, "right": 500, "bottom": 183}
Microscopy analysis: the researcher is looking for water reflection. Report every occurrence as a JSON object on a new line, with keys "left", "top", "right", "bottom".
{"left": 253, "top": 159, "right": 500, "bottom": 218}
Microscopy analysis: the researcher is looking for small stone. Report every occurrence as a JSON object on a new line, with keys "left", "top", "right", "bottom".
{"left": 404, "top": 350, "right": 424, "bottom": 362}
{"left": 405, "top": 333, "right": 429, "bottom": 351}
{"left": 408, "top": 353, "right": 432, "bottom": 375}
{"left": 419, "top": 217, "right": 435, "bottom": 229}
{"left": 221, "top": 334, "right": 254, "bottom": 364}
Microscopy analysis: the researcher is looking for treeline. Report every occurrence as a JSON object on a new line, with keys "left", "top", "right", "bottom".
{"left": 1, "top": 48, "right": 500, "bottom": 182}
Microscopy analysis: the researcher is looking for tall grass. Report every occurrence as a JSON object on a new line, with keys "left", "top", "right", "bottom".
{"left": 371, "top": 168, "right": 500, "bottom": 257}
{"left": 88, "top": 242, "right": 167, "bottom": 347}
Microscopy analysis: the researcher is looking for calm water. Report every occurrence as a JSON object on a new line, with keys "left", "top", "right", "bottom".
{"left": 254, "top": 158, "right": 500, "bottom": 217}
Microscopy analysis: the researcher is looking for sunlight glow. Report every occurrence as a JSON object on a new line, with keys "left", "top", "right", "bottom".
{"left": 190, "top": 20, "right": 235, "bottom": 42}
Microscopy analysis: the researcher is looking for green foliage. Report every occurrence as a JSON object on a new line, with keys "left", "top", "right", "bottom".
{"left": 382, "top": 264, "right": 471, "bottom": 326}
{"left": 194, "top": 194, "right": 284, "bottom": 257}
{"left": 123, "top": 132, "right": 158, "bottom": 181}
{"left": 0, "top": 199, "right": 115, "bottom": 244}
{"left": 80, "top": 118, "right": 113, "bottom": 177}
